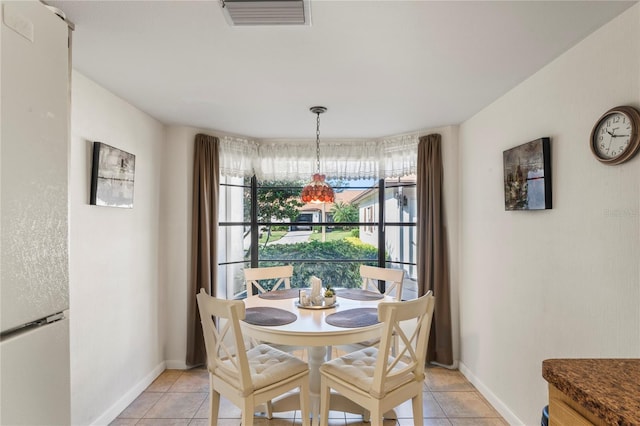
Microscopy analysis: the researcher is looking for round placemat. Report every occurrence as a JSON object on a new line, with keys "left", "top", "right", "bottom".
{"left": 325, "top": 308, "right": 379, "bottom": 328}
{"left": 258, "top": 288, "right": 307, "bottom": 300}
{"left": 243, "top": 307, "right": 297, "bottom": 326}
{"left": 335, "top": 289, "right": 384, "bottom": 301}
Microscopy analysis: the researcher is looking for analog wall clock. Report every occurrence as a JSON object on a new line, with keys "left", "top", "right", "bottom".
{"left": 590, "top": 105, "right": 640, "bottom": 165}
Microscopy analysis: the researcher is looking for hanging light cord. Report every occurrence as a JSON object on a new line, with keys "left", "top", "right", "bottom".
{"left": 301, "top": 105, "right": 333, "bottom": 203}
{"left": 315, "top": 111, "right": 321, "bottom": 173}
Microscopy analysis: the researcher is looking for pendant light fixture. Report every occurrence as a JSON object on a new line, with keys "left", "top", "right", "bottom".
{"left": 301, "top": 106, "right": 335, "bottom": 203}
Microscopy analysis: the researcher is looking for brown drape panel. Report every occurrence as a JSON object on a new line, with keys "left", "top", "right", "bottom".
{"left": 186, "top": 133, "right": 220, "bottom": 367}
{"left": 417, "top": 134, "right": 453, "bottom": 365}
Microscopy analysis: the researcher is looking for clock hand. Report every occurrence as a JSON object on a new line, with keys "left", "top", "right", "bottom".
{"left": 612, "top": 134, "right": 629, "bottom": 137}
{"left": 605, "top": 131, "right": 614, "bottom": 154}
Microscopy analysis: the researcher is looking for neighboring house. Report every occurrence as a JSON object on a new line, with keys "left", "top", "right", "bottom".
{"left": 294, "top": 189, "right": 365, "bottom": 230}
{"left": 352, "top": 180, "right": 417, "bottom": 281}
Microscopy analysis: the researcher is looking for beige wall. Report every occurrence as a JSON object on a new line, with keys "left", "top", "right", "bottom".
{"left": 161, "top": 125, "right": 197, "bottom": 368}
{"left": 69, "top": 71, "right": 166, "bottom": 424}
{"left": 458, "top": 5, "right": 640, "bottom": 425}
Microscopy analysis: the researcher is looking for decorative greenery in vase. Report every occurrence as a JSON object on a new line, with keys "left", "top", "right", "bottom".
{"left": 324, "top": 285, "right": 336, "bottom": 305}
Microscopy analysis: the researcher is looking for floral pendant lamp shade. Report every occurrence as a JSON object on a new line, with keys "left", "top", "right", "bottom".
{"left": 301, "top": 106, "right": 335, "bottom": 203}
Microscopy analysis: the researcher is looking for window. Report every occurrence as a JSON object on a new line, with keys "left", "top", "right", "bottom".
{"left": 364, "top": 206, "right": 375, "bottom": 234}
{"left": 218, "top": 176, "right": 417, "bottom": 300}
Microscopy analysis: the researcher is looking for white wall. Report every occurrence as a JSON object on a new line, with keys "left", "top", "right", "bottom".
{"left": 161, "top": 125, "right": 197, "bottom": 368}
{"left": 69, "top": 71, "right": 166, "bottom": 425}
{"left": 458, "top": 5, "right": 640, "bottom": 425}
{"left": 160, "top": 125, "right": 257, "bottom": 366}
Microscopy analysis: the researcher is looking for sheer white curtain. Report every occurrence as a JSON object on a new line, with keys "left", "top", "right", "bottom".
{"left": 380, "top": 134, "right": 419, "bottom": 178}
{"left": 219, "top": 137, "right": 257, "bottom": 178}
{"left": 220, "top": 134, "right": 418, "bottom": 181}
{"left": 254, "top": 140, "right": 317, "bottom": 181}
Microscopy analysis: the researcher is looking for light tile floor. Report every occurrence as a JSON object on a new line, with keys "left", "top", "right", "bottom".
{"left": 111, "top": 362, "right": 507, "bottom": 426}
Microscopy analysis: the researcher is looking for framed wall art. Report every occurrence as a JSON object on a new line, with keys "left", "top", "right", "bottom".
{"left": 90, "top": 142, "right": 136, "bottom": 208}
{"left": 503, "top": 137, "right": 551, "bottom": 211}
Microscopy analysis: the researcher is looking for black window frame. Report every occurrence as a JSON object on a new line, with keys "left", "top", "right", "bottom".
{"left": 219, "top": 176, "right": 417, "bottom": 296}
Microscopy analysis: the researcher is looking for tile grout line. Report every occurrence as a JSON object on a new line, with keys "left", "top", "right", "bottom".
{"left": 140, "top": 371, "right": 187, "bottom": 422}
{"left": 115, "top": 368, "right": 507, "bottom": 425}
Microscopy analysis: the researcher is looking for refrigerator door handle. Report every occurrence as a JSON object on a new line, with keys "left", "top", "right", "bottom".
{"left": 0, "top": 312, "right": 66, "bottom": 340}
{"left": 46, "top": 312, "right": 65, "bottom": 323}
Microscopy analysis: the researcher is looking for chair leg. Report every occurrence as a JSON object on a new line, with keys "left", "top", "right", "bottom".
{"left": 362, "top": 409, "right": 371, "bottom": 422}
{"left": 300, "top": 376, "right": 311, "bottom": 426}
{"left": 371, "top": 412, "right": 382, "bottom": 426}
{"left": 265, "top": 401, "right": 273, "bottom": 419}
{"left": 369, "top": 400, "right": 385, "bottom": 426}
{"left": 319, "top": 376, "right": 331, "bottom": 426}
{"left": 412, "top": 393, "right": 424, "bottom": 426}
{"left": 209, "top": 389, "right": 220, "bottom": 426}
{"left": 241, "top": 405, "right": 254, "bottom": 426}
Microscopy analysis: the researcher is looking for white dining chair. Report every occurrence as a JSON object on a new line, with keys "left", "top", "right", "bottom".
{"left": 360, "top": 265, "right": 404, "bottom": 301}
{"left": 244, "top": 265, "right": 293, "bottom": 294}
{"left": 319, "top": 291, "right": 435, "bottom": 426}
{"left": 332, "top": 265, "right": 405, "bottom": 358}
{"left": 196, "top": 289, "right": 311, "bottom": 426}
{"left": 243, "top": 265, "right": 305, "bottom": 356}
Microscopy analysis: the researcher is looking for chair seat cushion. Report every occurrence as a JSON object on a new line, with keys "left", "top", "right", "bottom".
{"left": 216, "top": 344, "right": 308, "bottom": 391}
{"left": 320, "top": 347, "right": 414, "bottom": 398}
{"left": 352, "top": 337, "right": 381, "bottom": 347}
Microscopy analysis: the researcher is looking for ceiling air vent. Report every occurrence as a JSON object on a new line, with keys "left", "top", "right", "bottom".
{"left": 221, "top": 0, "right": 309, "bottom": 26}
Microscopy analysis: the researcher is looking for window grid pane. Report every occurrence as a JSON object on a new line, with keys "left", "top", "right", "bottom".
{"left": 220, "top": 177, "right": 418, "bottom": 299}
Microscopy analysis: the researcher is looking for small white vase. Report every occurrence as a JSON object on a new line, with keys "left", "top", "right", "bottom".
{"left": 312, "top": 294, "right": 324, "bottom": 306}
{"left": 324, "top": 295, "right": 336, "bottom": 306}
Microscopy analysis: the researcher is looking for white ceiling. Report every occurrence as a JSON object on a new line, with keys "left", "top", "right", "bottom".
{"left": 50, "top": 0, "right": 636, "bottom": 139}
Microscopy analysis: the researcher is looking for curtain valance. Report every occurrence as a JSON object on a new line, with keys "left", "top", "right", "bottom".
{"left": 220, "top": 134, "right": 418, "bottom": 181}
{"left": 219, "top": 137, "right": 258, "bottom": 178}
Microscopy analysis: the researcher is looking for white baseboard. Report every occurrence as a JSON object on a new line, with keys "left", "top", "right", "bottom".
{"left": 92, "top": 361, "right": 166, "bottom": 426}
{"left": 458, "top": 361, "right": 523, "bottom": 426}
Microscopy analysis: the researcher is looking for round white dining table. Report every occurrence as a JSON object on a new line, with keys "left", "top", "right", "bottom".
{"left": 241, "top": 291, "right": 394, "bottom": 425}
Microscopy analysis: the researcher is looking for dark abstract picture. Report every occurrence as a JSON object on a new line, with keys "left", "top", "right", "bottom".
{"left": 90, "top": 142, "right": 136, "bottom": 208}
{"left": 503, "top": 138, "right": 551, "bottom": 211}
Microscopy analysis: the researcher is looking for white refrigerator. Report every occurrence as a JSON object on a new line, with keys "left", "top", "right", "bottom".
{"left": 0, "top": 1, "right": 71, "bottom": 424}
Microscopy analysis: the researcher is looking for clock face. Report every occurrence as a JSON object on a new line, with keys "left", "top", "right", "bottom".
{"left": 593, "top": 112, "right": 632, "bottom": 159}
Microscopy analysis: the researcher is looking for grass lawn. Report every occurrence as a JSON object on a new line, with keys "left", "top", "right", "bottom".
{"left": 309, "top": 229, "right": 352, "bottom": 242}
{"left": 258, "top": 229, "right": 287, "bottom": 244}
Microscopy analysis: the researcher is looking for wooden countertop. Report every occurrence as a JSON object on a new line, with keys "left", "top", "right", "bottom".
{"left": 542, "top": 359, "right": 640, "bottom": 426}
